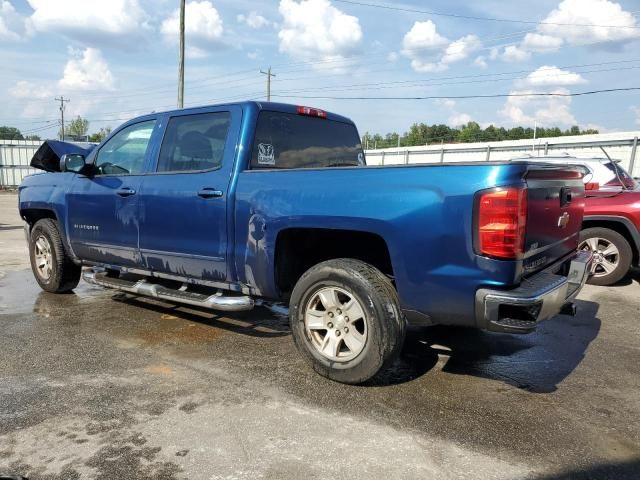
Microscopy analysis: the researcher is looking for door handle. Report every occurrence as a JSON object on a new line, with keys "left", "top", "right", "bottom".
{"left": 116, "top": 187, "right": 137, "bottom": 197}
{"left": 198, "top": 188, "right": 223, "bottom": 199}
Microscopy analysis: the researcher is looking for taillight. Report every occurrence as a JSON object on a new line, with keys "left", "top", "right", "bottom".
{"left": 297, "top": 105, "right": 327, "bottom": 119}
{"left": 585, "top": 182, "right": 600, "bottom": 191}
{"left": 477, "top": 187, "right": 527, "bottom": 259}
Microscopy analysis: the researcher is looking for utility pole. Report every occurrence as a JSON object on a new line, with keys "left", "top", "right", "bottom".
{"left": 55, "top": 96, "right": 69, "bottom": 141}
{"left": 177, "top": 0, "right": 185, "bottom": 108}
{"left": 260, "top": 67, "right": 276, "bottom": 102}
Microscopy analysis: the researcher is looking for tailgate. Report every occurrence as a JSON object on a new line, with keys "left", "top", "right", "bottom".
{"left": 522, "top": 166, "right": 585, "bottom": 275}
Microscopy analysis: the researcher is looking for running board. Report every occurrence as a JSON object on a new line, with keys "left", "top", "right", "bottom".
{"left": 83, "top": 270, "right": 255, "bottom": 312}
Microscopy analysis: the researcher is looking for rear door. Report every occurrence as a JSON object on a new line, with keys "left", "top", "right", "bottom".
{"left": 522, "top": 165, "right": 585, "bottom": 274}
{"left": 66, "top": 119, "right": 157, "bottom": 267}
{"left": 137, "top": 106, "right": 242, "bottom": 282}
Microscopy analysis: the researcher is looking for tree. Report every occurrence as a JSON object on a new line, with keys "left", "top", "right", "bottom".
{"left": 61, "top": 116, "right": 90, "bottom": 139}
{"left": 89, "top": 127, "right": 112, "bottom": 143}
{"left": 458, "top": 121, "right": 482, "bottom": 143}
{"left": 0, "top": 126, "right": 24, "bottom": 140}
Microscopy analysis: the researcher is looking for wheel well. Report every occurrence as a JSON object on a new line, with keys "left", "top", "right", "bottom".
{"left": 274, "top": 228, "right": 394, "bottom": 297}
{"left": 582, "top": 219, "right": 639, "bottom": 264}
{"left": 21, "top": 208, "right": 58, "bottom": 227}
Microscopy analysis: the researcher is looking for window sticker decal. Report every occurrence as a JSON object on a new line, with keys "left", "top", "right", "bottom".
{"left": 258, "top": 143, "right": 275, "bottom": 165}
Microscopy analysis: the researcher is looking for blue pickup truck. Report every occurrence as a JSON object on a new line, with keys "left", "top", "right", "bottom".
{"left": 19, "top": 101, "right": 593, "bottom": 384}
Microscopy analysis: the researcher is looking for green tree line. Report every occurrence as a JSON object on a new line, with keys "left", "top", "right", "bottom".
{"left": 0, "top": 116, "right": 111, "bottom": 143}
{"left": 362, "top": 122, "right": 599, "bottom": 149}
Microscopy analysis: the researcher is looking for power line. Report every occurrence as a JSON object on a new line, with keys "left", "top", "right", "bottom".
{"left": 271, "top": 86, "right": 640, "bottom": 100}
{"left": 333, "top": 0, "right": 640, "bottom": 29}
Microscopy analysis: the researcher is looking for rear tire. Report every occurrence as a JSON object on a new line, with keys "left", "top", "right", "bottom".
{"left": 579, "top": 227, "right": 632, "bottom": 286}
{"left": 29, "top": 219, "right": 81, "bottom": 293}
{"left": 289, "top": 258, "right": 405, "bottom": 384}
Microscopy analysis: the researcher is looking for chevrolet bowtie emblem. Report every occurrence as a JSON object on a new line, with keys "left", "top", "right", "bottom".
{"left": 558, "top": 212, "right": 570, "bottom": 228}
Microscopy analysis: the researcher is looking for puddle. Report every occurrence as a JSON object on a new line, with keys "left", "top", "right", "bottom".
{"left": 0, "top": 269, "right": 109, "bottom": 315}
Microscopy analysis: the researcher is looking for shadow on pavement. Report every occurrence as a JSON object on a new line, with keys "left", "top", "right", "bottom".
{"left": 372, "top": 299, "right": 601, "bottom": 392}
{"left": 530, "top": 459, "right": 640, "bottom": 480}
{"left": 111, "top": 293, "right": 291, "bottom": 338}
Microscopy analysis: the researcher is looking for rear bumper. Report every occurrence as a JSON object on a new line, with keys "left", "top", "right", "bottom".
{"left": 475, "top": 250, "right": 593, "bottom": 333}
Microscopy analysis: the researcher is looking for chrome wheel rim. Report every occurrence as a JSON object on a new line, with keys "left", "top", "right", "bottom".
{"left": 579, "top": 237, "right": 620, "bottom": 278}
{"left": 304, "top": 286, "right": 368, "bottom": 362}
{"left": 33, "top": 235, "right": 53, "bottom": 281}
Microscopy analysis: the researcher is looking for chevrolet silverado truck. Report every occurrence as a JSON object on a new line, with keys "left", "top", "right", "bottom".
{"left": 19, "top": 102, "right": 593, "bottom": 384}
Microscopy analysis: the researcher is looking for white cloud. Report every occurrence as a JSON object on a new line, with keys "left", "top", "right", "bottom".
{"left": 58, "top": 47, "right": 115, "bottom": 91}
{"left": 161, "top": 0, "right": 224, "bottom": 57}
{"left": 437, "top": 98, "right": 474, "bottom": 127}
{"left": 474, "top": 55, "right": 488, "bottom": 68}
{"left": 500, "top": 88, "right": 577, "bottom": 127}
{"left": 402, "top": 21, "right": 481, "bottom": 72}
{"left": 237, "top": 11, "right": 269, "bottom": 29}
{"left": 502, "top": 0, "right": 640, "bottom": 62}
{"left": 524, "top": 65, "right": 587, "bottom": 87}
{"left": 502, "top": 45, "right": 530, "bottom": 62}
{"left": 26, "top": 0, "right": 149, "bottom": 46}
{"left": 521, "top": 32, "right": 564, "bottom": 53}
{"left": 278, "top": 0, "right": 363, "bottom": 65}
{"left": 449, "top": 112, "right": 473, "bottom": 126}
{"left": 247, "top": 50, "right": 259, "bottom": 60}
{"left": 9, "top": 80, "right": 51, "bottom": 99}
{"left": 0, "top": 0, "right": 27, "bottom": 41}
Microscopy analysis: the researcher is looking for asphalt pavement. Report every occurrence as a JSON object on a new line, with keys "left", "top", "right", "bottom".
{"left": 1, "top": 192, "right": 639, "bottom": 479}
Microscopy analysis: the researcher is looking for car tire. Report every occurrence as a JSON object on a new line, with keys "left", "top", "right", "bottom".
{"left": 289, "top": 258, "right": 405, "bottom": 384}
{"left": 579, "top": 227, "right": 632, "bottom": 286}
{"left": 29, "top": 219, "right": 81, "bottom": 293}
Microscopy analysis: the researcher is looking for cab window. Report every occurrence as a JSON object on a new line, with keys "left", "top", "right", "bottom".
{"left": 94, "top": 120, "right": 156, "bottom": 175}
{"left": 250, "top": 111, "right": 364, "bottom": 169}
{"left": 156, "top": 112, "right": 231, "bottom": 173}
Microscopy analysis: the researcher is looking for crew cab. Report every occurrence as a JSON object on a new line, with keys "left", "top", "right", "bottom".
{"left": 19, "top": 102, "right": 592, "bottom": 384}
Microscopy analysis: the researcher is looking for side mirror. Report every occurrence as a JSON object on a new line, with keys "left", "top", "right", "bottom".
{"left": 60, "top": 153, "right": 87, "bottom": 173}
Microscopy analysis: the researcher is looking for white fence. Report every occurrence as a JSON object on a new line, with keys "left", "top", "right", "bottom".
{"left": 365, "top": 131, "right": 640, "bottom": 177}
{"left": 0, "top": 139, "right": 42, "bottom": 188}
{"left": 2, "top": 132, "right": 640, "bottom": 187}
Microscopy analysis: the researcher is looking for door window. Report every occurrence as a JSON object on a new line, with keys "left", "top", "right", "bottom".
{"left": 94, "top": 120, "right": 156, "bottom": 175}
{"left": 156, "top": 112, "right": 231, "bottom": 172}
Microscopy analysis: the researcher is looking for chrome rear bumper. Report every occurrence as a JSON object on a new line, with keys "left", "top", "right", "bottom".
{"left": 475, "top": 250, "right": 593, "bottom": 333}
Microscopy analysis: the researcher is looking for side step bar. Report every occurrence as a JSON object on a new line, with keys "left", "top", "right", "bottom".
{"left": 83, "top": 270, "right": 255, "bottom": 312}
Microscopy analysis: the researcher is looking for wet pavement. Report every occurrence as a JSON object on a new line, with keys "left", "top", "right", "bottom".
{"left": 1, "top": 192, "right": 639, "bottom": 479}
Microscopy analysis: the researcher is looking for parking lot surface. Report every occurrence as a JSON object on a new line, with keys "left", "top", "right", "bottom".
{"left": 1, "top": 192, "right": 639, "bottom": 479}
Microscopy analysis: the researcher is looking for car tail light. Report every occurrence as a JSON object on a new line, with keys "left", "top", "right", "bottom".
{"left": 585, "top": 182, "right": 600, "bottom": 191}
{"left": 297, "top": 106, "right": 327, "bottom": 119}
{"left": 477, "top": 187, "right": 528, "bottom": 259}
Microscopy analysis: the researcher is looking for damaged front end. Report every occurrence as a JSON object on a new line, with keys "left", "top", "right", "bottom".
{"left": 30, "top": 140, "right": 97, "bottom": 172}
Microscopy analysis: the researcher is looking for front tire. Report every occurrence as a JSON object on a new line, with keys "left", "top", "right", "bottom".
{"left": 289, "top": 259, "right": 405, "bottom": 384}
{"left": 579, "top": 227, "right": 632, "bottom": 286}
{"left": 29, "top": 219, "right": 81, "bottom": 293}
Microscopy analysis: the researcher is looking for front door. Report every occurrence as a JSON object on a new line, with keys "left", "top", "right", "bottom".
{"left": 137, "top": 107, "right": 241, "bottom": 282}
{"left": 66, "top": 119, "right": 157, "bottom": 267}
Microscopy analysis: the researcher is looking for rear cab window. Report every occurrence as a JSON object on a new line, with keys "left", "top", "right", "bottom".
{"left": 250, "top": 110, "right": 365, "bottom": 169}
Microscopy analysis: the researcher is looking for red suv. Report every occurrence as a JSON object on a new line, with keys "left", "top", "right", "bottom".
{"left": 519, "top": 156, "right": 639, "bottom": 285}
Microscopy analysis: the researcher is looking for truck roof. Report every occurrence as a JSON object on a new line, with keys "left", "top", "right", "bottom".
{"left": 125, "top": 101, "right": 356, "bottom": 127}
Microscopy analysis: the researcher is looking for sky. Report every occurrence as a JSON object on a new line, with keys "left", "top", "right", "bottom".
{"left": 1, "top": 0, "right": 640, "bottom": 139}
